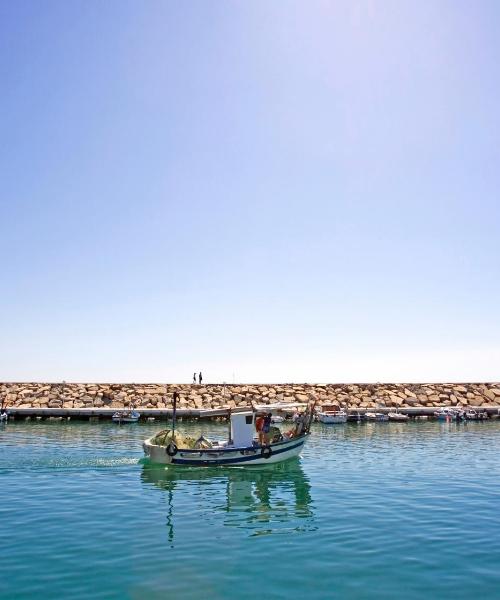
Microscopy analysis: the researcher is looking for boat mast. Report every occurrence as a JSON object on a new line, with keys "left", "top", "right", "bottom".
{"left": 172, "top": 389, "right": 178, "bottom": 436}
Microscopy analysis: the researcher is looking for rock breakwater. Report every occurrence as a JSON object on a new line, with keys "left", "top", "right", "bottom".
{"left": 2, "top": 382, "right": 500, "bottom": 412}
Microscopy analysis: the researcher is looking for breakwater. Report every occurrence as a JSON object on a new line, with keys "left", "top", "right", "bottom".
{"left": 2, "top": 382, "right": 500, "bottom": 414}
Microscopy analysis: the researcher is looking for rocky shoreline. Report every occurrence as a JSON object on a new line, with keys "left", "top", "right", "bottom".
{"left": 2, "top": 382, "right": 500, "bottom": 412}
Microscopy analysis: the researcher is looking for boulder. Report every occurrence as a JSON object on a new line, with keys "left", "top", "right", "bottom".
{"left": 391, "top": 396, "right": 404, "bottom": 407}
{"left": 474, "top": 396, "right": 485, "bottom": 406}
{"left": 404, "top": 397, "right": 418, "bottom": 405}
{"left": 485, "top": 389, "right": 498, "bottom": 402}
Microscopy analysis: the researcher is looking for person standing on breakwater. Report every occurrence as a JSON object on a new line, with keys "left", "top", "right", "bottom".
{"left": 193, "top": 373, "right": 196, "bottom": 384}
{"left": 198, "top": 372, "right": 203, "bottom": 385}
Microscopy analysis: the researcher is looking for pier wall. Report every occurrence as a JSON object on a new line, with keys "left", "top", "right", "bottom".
{"left": 2, "top": 382, "right": 500, "bottom": 412}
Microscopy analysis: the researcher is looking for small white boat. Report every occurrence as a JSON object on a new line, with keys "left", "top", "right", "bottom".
{"left": 112, "top": 410, "right": 140, "bottom": 423}
{"left": 464, "top": 409, "right": 488, "bottom": 420}
{"left": 365, "top": 412, "right": 389, "bottom": 422}
{"left": 317, "top": 410, "right": 347, "bottom": 424}
{"left": 316, "top": 403, "right": 347, "bottom": 424}
{"left": 388, "top": 411, "right": 409, "bottom": 422}
{"left": 143, "top": 405, "right": 315, "bottom": 467}
{"left": 0, "top": 411, "right": 8, "bottom": 423}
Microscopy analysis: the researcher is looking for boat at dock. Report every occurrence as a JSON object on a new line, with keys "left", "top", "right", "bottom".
{"left": 434, "top": 407, "right": 458, "bottom": 421}
{"left": 143, "top": 404, "right": 315, "bottom": 467}
{"left": 112, "top": 410, "right": 140, "bottom": 423}
{"left": 316, "top": 403, "right": 347, "bottom": 424}
{"left": 388, "top": 411, "right": 409, "bottom": 422}
{"left": 317, "top": 410, "right": 347, "bottom": 424}
{"left": 365, "top": 412, "right": 389, "bottom": 422}
{"left": 464, "top": 408, "right": 488, "bottom": 420}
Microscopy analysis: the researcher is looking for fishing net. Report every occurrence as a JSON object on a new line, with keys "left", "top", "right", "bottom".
{"left": 150, "top": 429, "right": 198, "bottom": 449}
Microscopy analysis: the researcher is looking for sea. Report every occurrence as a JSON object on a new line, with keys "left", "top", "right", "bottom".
{"left": 1, "top": 419, "right": 499, "bottom": 599}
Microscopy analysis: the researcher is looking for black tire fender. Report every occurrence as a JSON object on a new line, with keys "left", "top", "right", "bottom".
{"left": 261, "top": 445, "right": 272, "bottom": 459}
{"left": 166, "top": 443, "right": 178, "bottom": 457}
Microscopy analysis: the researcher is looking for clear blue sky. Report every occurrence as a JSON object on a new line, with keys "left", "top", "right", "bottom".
{"left": 1, "top": 1, "right": 499, "bottom": 383}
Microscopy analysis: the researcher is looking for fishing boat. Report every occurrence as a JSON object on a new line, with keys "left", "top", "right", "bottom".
{"left": 365, "top": 412, "right": 389, "bottom": 422}
{"left": 143, "top": 403, "right": 315, "bottom": 467}
{"left": 112, "top": 410, "right": 140, "bottom": 423}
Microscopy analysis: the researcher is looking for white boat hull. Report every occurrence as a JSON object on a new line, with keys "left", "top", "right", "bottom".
{"left": 365, "top": 413, "right": 389, "bottom": 422}
{"left": 388, "top": 413, "right": 409, "bottom": 422}
{"left": 112, "top": 411, "right": 140, "bottom": 423}
{"left": 143, "top": 434, "right": 308, "bottom": 466}
{"left": 317, "top": 412, "right": 347, "bottom": 424}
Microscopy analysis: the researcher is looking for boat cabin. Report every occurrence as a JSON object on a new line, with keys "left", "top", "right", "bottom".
{"left": 230, "top": 411, "right": 255, "bottom": 447}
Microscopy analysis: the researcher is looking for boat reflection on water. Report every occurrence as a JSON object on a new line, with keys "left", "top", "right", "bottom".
{"left": 140, "top": 459, "right": 315, "bottom": 541}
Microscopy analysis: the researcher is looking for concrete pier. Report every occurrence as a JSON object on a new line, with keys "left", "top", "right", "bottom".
{"left": 5, "top": 405, "right": 500, "bottom": 420}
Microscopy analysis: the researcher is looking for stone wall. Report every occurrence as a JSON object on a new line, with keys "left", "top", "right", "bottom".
{"left": 2, "top": 382, "right": 500, "bottom": 411}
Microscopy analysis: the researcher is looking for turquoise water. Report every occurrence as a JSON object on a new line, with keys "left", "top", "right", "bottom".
{"left": 1, "top": 420, "right": 500, "bottom": 599}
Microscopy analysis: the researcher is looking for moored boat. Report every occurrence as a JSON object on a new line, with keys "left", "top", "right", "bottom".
{"left": 434, "top": 407, "right": 458, "bottom": 421}
{"left": 365, "top": 412, "right": 389, "bottom": 422}
{"left": 317, "top": 410, "right": 347, "bottom": 424}
{"left": 316, "top": 403, "right": 347, "bottom": 424}
{"left": 464, "top": 408, "right": 488, "bottom": 420}
{"left": 388, "top": 411, "right": 409, "bottom": 422}
{"left": 112, "top": 410, "right": 140, "bottom": 423}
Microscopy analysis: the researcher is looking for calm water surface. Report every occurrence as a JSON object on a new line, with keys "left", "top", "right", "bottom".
{"left": 1, "top": 419, "right": 500, "bottom": 599}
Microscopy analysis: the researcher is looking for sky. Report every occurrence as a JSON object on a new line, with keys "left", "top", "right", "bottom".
{"left": 1, "top": 0, "right": 499, "bottom": 383}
